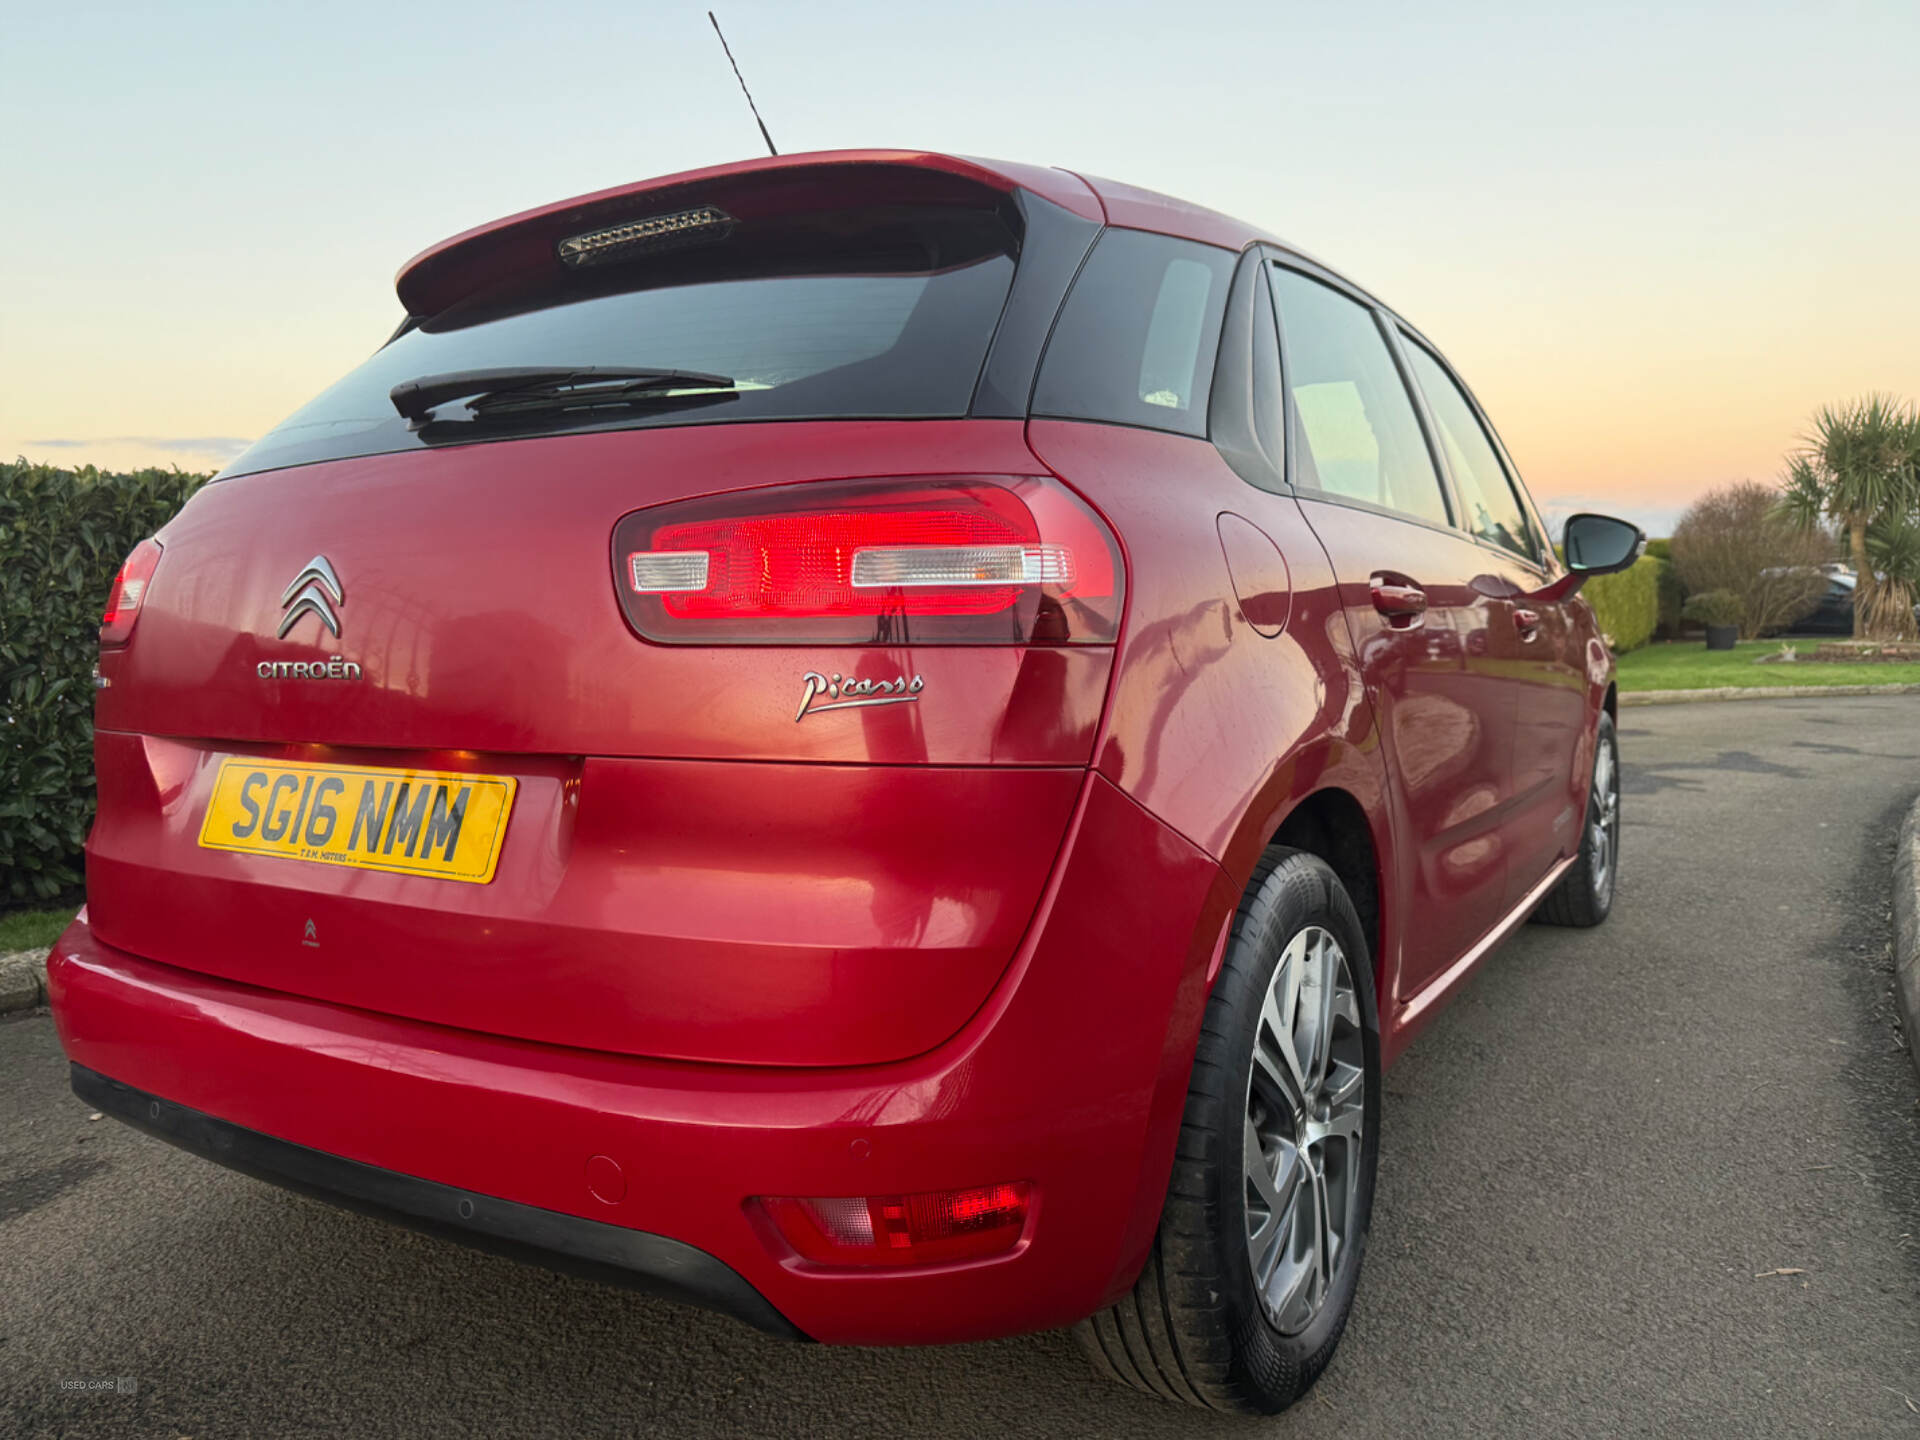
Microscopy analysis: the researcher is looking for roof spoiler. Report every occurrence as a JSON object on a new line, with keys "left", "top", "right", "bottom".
{"left": 394, "top": 150, "right": 1103, "bottom": 317}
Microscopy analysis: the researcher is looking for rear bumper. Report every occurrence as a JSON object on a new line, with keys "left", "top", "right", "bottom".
{"left": 50, "top": 773, "right": 1236, "bottom": 1346}
{"left": 71, "top": 1063, "right": 800, "bottom": 1339}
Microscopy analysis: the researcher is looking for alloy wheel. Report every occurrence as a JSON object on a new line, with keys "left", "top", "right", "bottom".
{"left": 1242, "top": 925, "right": 1366, "bottom": 1335}
{"left": 1590, "top": 735, "right": 1619, "bottom": 899}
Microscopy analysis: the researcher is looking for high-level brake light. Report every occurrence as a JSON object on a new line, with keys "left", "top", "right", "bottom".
{"left": 556, "top": 205, "right": 736, "bottom": 269}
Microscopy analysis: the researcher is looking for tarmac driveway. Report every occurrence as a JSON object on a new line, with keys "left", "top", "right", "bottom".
{"left": 3, "top": 696, "right": 1918, "bottom": 1438}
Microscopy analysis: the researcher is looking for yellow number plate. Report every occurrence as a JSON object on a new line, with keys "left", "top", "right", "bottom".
{"left": 197, "top": 759, "right": 517, "bottom": 883}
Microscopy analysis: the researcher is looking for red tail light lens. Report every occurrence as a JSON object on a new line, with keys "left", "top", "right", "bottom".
{"left": 612, "top": 476, "right": 1121, "bottom": 644}
{"left": 758, "top": 1182, "right": 1033, "bottom": 1268}
{"left": 100, "top": 539, "right": 163, "bottom": 647}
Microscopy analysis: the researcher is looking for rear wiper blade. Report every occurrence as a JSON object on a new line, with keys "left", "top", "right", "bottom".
{"left": 389, "top": 366, "right": 735, "bottom": 423}
{"left": 466, "top": 377, "right": 741, "bottom": 423}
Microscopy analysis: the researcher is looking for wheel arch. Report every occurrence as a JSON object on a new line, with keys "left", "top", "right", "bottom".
{"left": 1262, "top": 787, "right": 1387, "bottom": 1005}
{"left": 1202, "top": 729, "right": 1396, "bottom": 1014}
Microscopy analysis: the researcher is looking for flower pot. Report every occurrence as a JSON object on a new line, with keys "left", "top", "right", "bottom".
{"left": 1705, "top": 624, "right": 1738, "bottom": 651}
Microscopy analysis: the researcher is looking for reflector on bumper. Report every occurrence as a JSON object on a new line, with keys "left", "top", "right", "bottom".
{"left": 758, "top": 1182, "right": 1032, "bottom": 1267}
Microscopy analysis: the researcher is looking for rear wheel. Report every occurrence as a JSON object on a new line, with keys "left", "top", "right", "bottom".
{"left": 1075, "top": 848, "right": 1380, "bottom": 1413}
{"left": 1533, "top": 710, "right": 1619, "bottom": 928}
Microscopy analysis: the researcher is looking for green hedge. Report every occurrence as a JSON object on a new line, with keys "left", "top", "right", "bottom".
{"left": 1582, "top": 553, "right": 1664, "bottom": 655}
{"left": 1654, "top": 557, "right": 1686, "bottom": 638}
{"left": 1, "top": 461, "right": 208, "bottom": 901}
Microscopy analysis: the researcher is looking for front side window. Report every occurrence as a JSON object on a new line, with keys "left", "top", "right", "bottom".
{"left": 1400, "top": 339, "right": 1541, "bottom": 564}
{"left": 1268, "top": 266, "right": 1450, "bottom": 529}
{"left": 1032, "top": 229, "right": 1234, "bottom": 437}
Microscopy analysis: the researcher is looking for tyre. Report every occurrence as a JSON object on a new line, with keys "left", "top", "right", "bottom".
{"left": 1532, "top": 710, "right": 1619, "bottom": 928}
{"left": 1075, "top": 848, "right": 1381, "bottom": 1414}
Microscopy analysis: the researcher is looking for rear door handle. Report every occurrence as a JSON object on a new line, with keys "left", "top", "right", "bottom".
{"left": 1514, "top": 607, "right": 1542, "bottom": 641}
{"left": 1370, "top": 576, "right": 1428, "bottom": 628}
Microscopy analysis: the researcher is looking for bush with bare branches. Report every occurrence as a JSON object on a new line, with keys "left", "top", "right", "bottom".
{"left": 1669, "top": 481, "right": 1832, "bottom": 637}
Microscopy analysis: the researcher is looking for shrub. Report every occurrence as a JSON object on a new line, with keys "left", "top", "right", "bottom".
{"left": 1, "top": 461, "right": 208, "bottom": 901}
{"left": 1681, "top": 589, "right": 1745, "bottom": 629}
{"left": 1654, "top": 558, "right": 1686, "bottom": 638}
{"left": 1582, "top": 553, "right": 1662, "bottom": 653}
{"left": 1669, "top": 481, "right": 1830, "bottom": 637}
{"left": 1643, "top": 537, "right": 1672, "bottom": 562}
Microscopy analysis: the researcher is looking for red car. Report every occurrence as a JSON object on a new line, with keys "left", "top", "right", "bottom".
{"left": 52, "top": 150, "right": 1641, "bottom": 1414}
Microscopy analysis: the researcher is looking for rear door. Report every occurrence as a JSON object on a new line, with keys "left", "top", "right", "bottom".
{"left": 1395, "top": 333, "right": 1588, "bottom": 901}
{"left": 1265, "top": 260, "right": 1513, "bottom": 999}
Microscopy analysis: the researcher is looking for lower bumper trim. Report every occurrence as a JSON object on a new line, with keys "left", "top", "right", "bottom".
{"left": 71, "top": 1064, "right": 806, "bottom": 1341}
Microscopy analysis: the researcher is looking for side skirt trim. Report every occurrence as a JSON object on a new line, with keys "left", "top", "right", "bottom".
{"left": 1392, "top": 854, "right": 1578, "bottom": 1033}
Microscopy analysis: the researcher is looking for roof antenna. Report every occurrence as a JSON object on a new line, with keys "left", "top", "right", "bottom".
{"left": 708, "top": 11, "right": 778, "bottom": 157}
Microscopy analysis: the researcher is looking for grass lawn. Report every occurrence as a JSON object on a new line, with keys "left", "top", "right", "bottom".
{"left": 0, "top": 906, "right": 76, "bottom": 954}
{"left": 1616, "top": 639, "right": 1920, "bottom": 693}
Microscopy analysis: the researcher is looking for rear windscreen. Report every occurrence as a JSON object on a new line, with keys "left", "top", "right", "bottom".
{"left": 222, "top": 205, "right": 1019, "bottom": 478}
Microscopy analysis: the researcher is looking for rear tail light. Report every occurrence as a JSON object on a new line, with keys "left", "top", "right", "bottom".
{"left": 612, "top": 476, "right": 1121, "bottom": 644}
{"left": 100, "top": 539, "right": 163, "bottom": 647}
{"left": 757, "top": 1182, "right": 1033, "bottom": 1267}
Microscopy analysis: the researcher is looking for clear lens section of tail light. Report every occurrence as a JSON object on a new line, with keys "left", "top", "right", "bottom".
{"left": 610, "top": 476, "right": 1121, "bottom": 645}
{"left": 100, "top": 538, "right": 163, "bottom": 647}
{"left": 628, "top": 551, "right": 711, "bottom": 593}
{"left": 849, "top": 543, "right": 1075, "bottom": 589}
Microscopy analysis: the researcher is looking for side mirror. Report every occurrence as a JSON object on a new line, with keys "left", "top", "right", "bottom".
{"left": 1563, "top": 513, "right": 1646, "bottom": 576}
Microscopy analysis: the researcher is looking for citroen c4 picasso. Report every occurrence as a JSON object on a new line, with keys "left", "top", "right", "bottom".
{"left": 52, "top": 150, "right": 1643, "bottom": 1414}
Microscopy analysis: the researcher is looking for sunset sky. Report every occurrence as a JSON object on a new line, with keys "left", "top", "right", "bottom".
{"left": 5, "top": 1, "right": 1916, "bottom": 536}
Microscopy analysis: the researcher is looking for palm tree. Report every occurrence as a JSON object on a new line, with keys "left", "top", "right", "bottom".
{"left": 1865, "top": 508, "right": 1920, "bottom": 640}
{"left": 1779, "top": 394, "right": 1920, "bottom": 637}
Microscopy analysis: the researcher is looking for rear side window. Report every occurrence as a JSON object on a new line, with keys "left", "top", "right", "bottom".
{"left": 1400, "top": 339, "right": 1542, "bottom": 564}
{"left": 1032, "top": 229, "right": 1234, "bottom": 437}
{"left": 1269, "top": 266, "right": 1451, "bottom": 529}
{"left": 222, "top": 205, "right": 1019, "bottom": 479}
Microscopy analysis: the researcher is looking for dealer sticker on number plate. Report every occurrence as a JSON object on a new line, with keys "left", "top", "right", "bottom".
{"left": 197, "top": 758, "right": 516, "bottom": 883}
